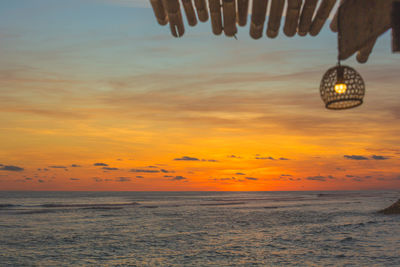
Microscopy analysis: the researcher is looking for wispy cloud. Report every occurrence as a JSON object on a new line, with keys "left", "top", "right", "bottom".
{"left": 174, "top": 156, "right": 199, "bottom": 161}
{"left": 94, "top": 163, "right": 108, "bottom": 166}
{"left": 49, "top": 165, "right": 68, "bottom": 169}
{"left": 344, "top": 155, "right": 369, "bottom": 160}
{"left": 115, "top": 177, "right": 131, "bottom": 182}
{"left": 371, "top": 155, "right": 389, "bottom": 160}
{"left": 171, "top": 176, "right": 187, "bottom": 181}
{"left": 130, "top": 169, "right": 160, "bottom": 173}
{"left": 102, "top": 167, "right": 119, "bottom": 171}
{"left": 0, "top": 165, "right": 24, "bottom": 172}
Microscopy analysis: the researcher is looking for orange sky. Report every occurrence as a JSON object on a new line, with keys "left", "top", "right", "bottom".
{"left": 0, "top": 0, "right": 399, "bottom": 191}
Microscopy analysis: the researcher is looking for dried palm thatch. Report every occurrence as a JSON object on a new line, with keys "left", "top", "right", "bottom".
{"left": 150, "top": 0, "right": 400, "bottom": 63}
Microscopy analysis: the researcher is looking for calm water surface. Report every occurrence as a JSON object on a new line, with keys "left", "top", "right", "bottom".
{"left": 1, "top": 191, "right": 400, "bottom": 266}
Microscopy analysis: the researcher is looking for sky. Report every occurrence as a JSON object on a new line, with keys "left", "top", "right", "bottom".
{"left": 0, "top": 0, "right": 399, "bottom": 191}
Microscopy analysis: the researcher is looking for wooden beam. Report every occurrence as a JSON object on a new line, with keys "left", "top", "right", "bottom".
{"left": 194, "top": 0, "right": 209, "bottom": 22}
{"left": 150, "top": 0, "right": 168, "bottom": 26}
{"left": 356, "top": 38, "right": 377, "bottom": 63}
{"left": 237, "top": 0, "right": 250, "bottom": 27}
{"left": 208, "top": 0, "right": 223, "bottom": 35}
{"left": 250, "top": 0, "right": 269, "bottom": 39}
{"left": 309, "top": 0, "right": 337, "bottom": 36}
{"left": 393, "top": 1, "right": 400, "bottom": 52}
{"left": 339, "top": 0, "right": 392, "bottom": 60}
{"left": 223, "top": 0, "right": 237, "bottom": 36}
{"left": 298, "top": 0, "right": 318, "bottom": 36}
{"left": 267, "top": 0, "right": 285, "bottom": 38}
{"left": 182, "top": 0, "right": 198, "bottom": 26}
{"left": 284, "top": 0, "right": 302, "bottom": 37}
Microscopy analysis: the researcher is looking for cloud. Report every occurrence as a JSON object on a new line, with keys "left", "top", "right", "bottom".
{"left": 256, "top": 156, "right": 289, "bottom": 160}
{"left": 280, "top": 174, "right": 292, "bottom": 177}
{"left": 344, "top": 155, "right": 369, "bottom": 160}
{"left": 255, "top": 156, "right": 275, "bottom": 160}
{"left": 164, "top": 175, "right": 173, "bottom": 178}
{"left": 130, "top": 169, "right": 160, "bottom": 173}
{"left": 161, "top": 169, "right": 174, "bottom": 173}
{"left": 38, "top": 179, "right": 45, "bottom": 183}
{"left": 102, "top": 167, "right": 119, "bottom": 171}
{"left": 235, "top": 172, "right": 245, "bottom": 175}
{"left": 245, "top": 177, "right": 258, "bottom": 181}
{"left": 371, "top": 155, "right": 389, "bottom": 160}
{"left": 201, "top": 159, "right": 219, "bottom": 162}
{"left": 25, "top": 177, "right": 33, "bottom": 180}
{"left": 171, "top": 176, "right": 187, "bottom": 181}
{"left": 49, "top": 165, "right": 67, "bottom": 169}
{"left": 0, "top": 165, "right": 24, "bottom": 172}
{"left": 71, "top": 164, "right": 81, "bottom": 167}
{"left": 136, "top": 176, "right": 144, "bottom": 178}
{"left": 94, "top": 163, "right": 109, "bottom": 166}
{"left": 306, "top": 175, "right": 327, "bottom": 181}
{"left": 69, "top": 178, "right": 80, "bottom": 181}
{"left": 228, "top": 155, "right": 241, "bottom": 159}
{"left": 93, "top": 177, "right": 103, "bottom": 182}
{"left": 115, "top": 177, "right": 131, "bottom": 182}
{"left": 174, "top": 156, "right": 199, "bottom": 161}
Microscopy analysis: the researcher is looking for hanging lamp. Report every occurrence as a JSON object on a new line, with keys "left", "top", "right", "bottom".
{"left": 320, "top": 4, "right": 365, "bottom": 110}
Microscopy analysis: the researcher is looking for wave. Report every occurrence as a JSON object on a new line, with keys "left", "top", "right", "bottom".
{"left": 200, "top": 202, "right": 246, "bottom": 206}
{"left": 0, "top": 204, "right": 20, "bottom": 209}
{"left": 14, "top": 209, "right": 59, "bottom": 215}
{"left": 40, "top": 202, "right": 138, "bottom": 208}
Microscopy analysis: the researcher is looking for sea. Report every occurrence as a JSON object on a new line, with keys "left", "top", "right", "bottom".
{"left": 1, "top": 191, "right": 400, "bottom": 266}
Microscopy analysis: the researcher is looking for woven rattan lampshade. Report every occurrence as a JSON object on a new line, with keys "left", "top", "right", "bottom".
{"left": 320, "top": 65, "right": 365, "bottom": 110}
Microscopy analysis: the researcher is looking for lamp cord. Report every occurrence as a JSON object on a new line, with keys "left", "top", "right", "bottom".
{"left": 337, "top": 3, "right": 342, "bottom": 67}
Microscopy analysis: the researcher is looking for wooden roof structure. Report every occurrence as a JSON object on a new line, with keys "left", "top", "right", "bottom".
{"left": 150, "top": 0, "right": 400, "bottom": 63}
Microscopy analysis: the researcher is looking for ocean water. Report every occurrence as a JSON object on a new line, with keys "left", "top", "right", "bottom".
{"left": 1, "top": 191, "right": 400, "bottom": 266}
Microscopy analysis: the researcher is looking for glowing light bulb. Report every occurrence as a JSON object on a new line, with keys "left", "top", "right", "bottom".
{"left": 334, "top": 83, "right": 347, "bottom": 94}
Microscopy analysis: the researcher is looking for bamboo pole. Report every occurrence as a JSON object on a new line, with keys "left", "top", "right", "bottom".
{"left": 250, "top": 0, "right": 268, "bottom": 39}
{"left": 165, "top": 0, "right": 185, "bottom": 37}
{"left": 208, "top": 0, "right": 223, "bottom": 35}
{"left": 298, "top": 0, "right": 318, "bottom": 36}
{"left": 309, "top": 0, "right": 337, "bottom": 36}
{"left": 356, "top": 38, "right": 376, "bottom": 63}
{"left": 194, "top": 0, "right": 209, "bottom": 22}
{"left": 223, "top": 0, "right": 237, "bottom": 36}
{"left": 237, "top": 0, "right": 250, "bottom": 27}
{"left": 150, "top": 0, "right": 168, "bottom": 25}
{"left": 267, "top": 0, "right": 285, "bottom": 38}
{"left": 284, "top": 0, "right": 302, "bottom": 37}
{"left": 182, "top": 0, "right": 198, "bottom": 26}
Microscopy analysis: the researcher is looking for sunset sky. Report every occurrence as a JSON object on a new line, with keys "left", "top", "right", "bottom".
{"left": 0, "top": 0, "right": 399, "bottom": 191}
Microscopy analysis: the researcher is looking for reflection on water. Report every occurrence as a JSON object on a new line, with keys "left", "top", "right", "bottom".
{"left": 0, "top": 191, "right": 399, "bottom": 266}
